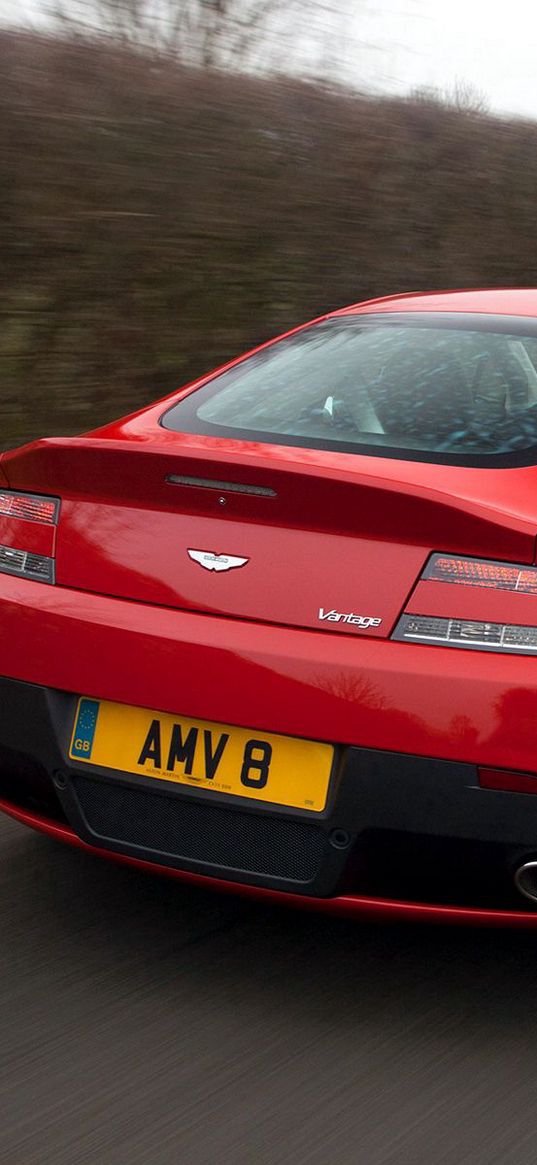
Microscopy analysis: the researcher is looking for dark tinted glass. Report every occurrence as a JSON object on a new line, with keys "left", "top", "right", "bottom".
{"left": 162, "top": 313, "right": 537, "bottom": 465}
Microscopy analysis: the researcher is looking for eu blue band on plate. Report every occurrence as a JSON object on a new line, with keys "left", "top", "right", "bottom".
{"left": 71, "top": 698, "right": 100, "bottom": 759}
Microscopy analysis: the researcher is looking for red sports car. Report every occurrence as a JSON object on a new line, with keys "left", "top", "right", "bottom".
{"left": 6, "top": 287, "right": 537, "bottom": 926}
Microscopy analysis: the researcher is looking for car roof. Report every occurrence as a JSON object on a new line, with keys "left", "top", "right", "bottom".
{"left": 333, "top": 288, "right": 537, "bottom": 318}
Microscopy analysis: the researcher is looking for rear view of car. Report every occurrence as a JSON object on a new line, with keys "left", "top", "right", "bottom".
{"left": 4, "top": 289, "right": 537, "bottom": 923}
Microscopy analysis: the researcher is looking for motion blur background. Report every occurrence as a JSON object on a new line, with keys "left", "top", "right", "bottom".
{"left": 4, "top": 8, "right": 537, "bottom": 1165}
{"left": 2, "top": 0, "right": 537, "bottom": 449}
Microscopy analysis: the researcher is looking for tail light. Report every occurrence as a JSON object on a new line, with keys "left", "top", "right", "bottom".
{"left": 423, "top": 553, "right": 537, "bottom": 595}
{"left": 393, "top": 553, "right": 537, "bottom": 655}
{"left": 0, "top": 490, "right": 59, "bottom": 585}
{"left": 394, "top": 614, "right": 537, "bottom": 653}
{"left": 0, "top": 491, "right": 59, "bottom": 526}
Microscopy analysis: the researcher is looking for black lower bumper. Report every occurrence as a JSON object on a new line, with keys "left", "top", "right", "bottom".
{"left": 2, "top": 675, "right": 537, "bottom": 910}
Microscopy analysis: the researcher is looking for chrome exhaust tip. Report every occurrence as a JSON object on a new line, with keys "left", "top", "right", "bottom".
{"left": 514, "top": 860, "right": 537, "bottom": 903}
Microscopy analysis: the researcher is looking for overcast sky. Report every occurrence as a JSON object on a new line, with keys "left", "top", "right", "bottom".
{"left": 3, "top": 0, "right": 537, "bottom": 120}
{"left": 358, "top": 0, "right": 537, "bottom": 118}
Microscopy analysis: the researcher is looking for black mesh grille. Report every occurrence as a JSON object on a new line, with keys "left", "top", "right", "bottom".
{"left": 73, "top": 776, "right": 327, "bottom": 883}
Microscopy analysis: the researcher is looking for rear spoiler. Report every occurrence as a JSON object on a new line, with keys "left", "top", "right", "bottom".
{"left": 3, "top": 435, "right": 537, "bottom": 563}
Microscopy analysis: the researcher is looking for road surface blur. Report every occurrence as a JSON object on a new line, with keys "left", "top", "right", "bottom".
{"left": 2, "top": 812, "right": 537, "bottom": 1164}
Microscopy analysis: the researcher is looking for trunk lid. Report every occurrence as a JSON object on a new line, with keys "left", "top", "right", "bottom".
{"left": 2, "top": 435, "right": 536, "bottom": 638}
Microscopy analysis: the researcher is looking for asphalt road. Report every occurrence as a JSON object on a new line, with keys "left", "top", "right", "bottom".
{"left": 2, "top": 815, "right": 537, "bottom": 1164}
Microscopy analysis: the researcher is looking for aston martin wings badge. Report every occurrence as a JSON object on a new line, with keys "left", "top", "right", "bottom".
{"left": 188, "top": 549, "right": 249, "bottom": 572}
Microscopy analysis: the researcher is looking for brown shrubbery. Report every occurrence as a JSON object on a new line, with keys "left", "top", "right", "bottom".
{"left": 2, "top": 30, "right": 537, "bottom": 448}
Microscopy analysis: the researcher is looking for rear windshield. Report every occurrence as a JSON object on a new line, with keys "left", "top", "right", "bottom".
{"left": 161, "top": 312, "right": 537, "bottom": 466}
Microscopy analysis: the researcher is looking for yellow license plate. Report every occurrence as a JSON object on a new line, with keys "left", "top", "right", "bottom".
{"left": 69, "top": 697, "right": 334, "bottom": 813}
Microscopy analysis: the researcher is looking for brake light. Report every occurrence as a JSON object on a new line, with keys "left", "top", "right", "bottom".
{"left": 0, "top": 491, "right": 59, "bottom": 525}
{"left": 392, "top": 551, "right": 537, "bottom": 654}
{"left": 423, "top": 553, "right": 537, "bottom": 595}
{"left": 0, "top": 490, "right": 59, "bottom": 584}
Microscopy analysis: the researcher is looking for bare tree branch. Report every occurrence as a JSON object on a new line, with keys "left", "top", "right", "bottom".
{"left": 40, "top": 0, "right": 362, "bottom": 76}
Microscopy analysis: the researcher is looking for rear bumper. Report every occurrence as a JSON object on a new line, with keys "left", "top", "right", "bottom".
{"left": 4, "top": 797, "right": 537, "bottom": 929}
{"left": 4, "top": 574, "right": 537, "bottom": 920}
{"left": 2, "top": 669, "right": 537, "bottom": 920}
